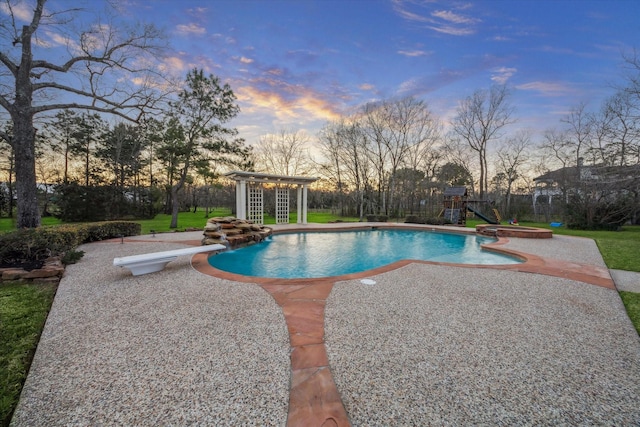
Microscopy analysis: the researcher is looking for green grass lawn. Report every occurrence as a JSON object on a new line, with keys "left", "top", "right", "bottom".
{"left": 136, "top": 208, "right": 234, "bottom": 234}
{"left": 136, "top": 209, "right": 360, "bottom": 233}
{"left": 3, "top": 208, "right": 359, "bottom": 234}
{"left": 620, "top": 292, "right": 640, "bottom": 334}
{"left": 0, "top": 282, "right": 57, "bottom": 427}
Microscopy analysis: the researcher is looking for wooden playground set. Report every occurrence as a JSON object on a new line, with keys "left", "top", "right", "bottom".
{"left": 441, "top": 186, "right": 502, "bottom": 226}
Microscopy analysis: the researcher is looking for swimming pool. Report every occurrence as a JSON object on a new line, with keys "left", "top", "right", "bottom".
{"left": 207, "top": 229, "right": 521, "bottom": 279}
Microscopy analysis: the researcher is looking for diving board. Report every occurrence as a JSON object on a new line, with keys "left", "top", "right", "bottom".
{"left": 113, "top": 244, "right": 226, "bottom": 276}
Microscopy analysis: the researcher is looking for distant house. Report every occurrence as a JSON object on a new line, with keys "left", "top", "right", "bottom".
{"left": 533, "top": 159, "right": 640, "bottom": 216}
{"left": 532, "top": 165, "right": 579, "bottom": 208}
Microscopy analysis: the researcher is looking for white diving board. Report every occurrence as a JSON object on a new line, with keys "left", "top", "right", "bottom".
{"left": 113, "top": 244, "right": 226, "bottom": 276}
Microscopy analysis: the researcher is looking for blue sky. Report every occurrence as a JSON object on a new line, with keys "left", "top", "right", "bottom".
{"left": 12, "top": 0, "right": 640, "bottom": 146}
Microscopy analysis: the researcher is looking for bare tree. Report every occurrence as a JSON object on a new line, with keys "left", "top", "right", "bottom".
{"left": 598, "top": 90, "right": 639, "bottom": 166}
{"left": 402, "top": 113, "right": 442, "bottom": 215}
{"left": 616, "top": 51, "right": 640, "bottom": 165}
{"left": 561, "top": 102, "right": 594, "bottom": 169}
{"left": 623, "top": 49, "right": 640, "bottom": 104}
{"left": 362, "top": 97, "right": 437, "bottom": 215}
{"left": 318, "top": 118, "right": 371, "bottom": 219}
{"left": 441, "top": 135, "right": 477, "bottom": 196}
{"left": 590, "top": 98, "right": 617, "bottom": 166}
{"left": 403, "top": 117, "right": 442, "bottom": 180}
{"left": 535, "top": 127, "right": 577, "bottom": 217}
{"left": 495, "top": 130, "right": 531, "bottom": 215}
{"left": 451, "top": 85, "right": 515, "bottom": 199}
{"left": 540, "top": 128, "right": 572, "bottom": 170}
{"left": 253, "top": 129, "right": 312, "bottom": 176}
{"left": 318, "top": 120, "right": 348, "bottom": 215}
{"left": 361, "top": 101, "right": 390, "bottom": 214}
{"left": 0, "top": 0, "right": 167, "bottom": 227}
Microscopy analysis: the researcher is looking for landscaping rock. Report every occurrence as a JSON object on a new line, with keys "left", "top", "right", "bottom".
{"left": 24, "top": 268, "right": 63, "bottom": 279}
{"left": 2, "top": 268, "right": 27, "bottom": 280}
{"left": 201, "top": 217, "right": 272, "bottom": 249}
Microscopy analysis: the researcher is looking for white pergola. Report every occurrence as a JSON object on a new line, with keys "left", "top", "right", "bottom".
{"left": 224, "top": 171, "right": 318, "bottom": 225}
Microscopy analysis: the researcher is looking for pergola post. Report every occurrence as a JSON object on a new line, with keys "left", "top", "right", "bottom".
{"left": 302, "top": 184, "right": 308, "bottom": 224}
{"left": 297, "top": 185, "right": 303, "bottom": 224}
{"left": 236, "top": 179, "right": 247, "bottom": 220}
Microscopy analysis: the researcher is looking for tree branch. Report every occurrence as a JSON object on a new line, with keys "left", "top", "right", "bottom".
{"left": 31, "top": 101, "right": 140, "bottom": 122}
{"left": 0, "top": 51, "right": 17, "bottom": 77}
{"left": 0, "top": 129, "right": 10, "bottom": 144}
{"left": 0, "top": 93, "right": 11, "bottom": 112}
{"left": 31, "top": 80, "right": 161, "bottom": 113}
{"left": 30, "top": 24, "right": 164, "bottom": 76}
{"left": 24, "top": 0, "right": 46, "bottom": 38}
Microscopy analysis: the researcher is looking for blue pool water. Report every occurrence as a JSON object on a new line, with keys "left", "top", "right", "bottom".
{"left": 207, "top": 229, "right": 521, "bottom": 279}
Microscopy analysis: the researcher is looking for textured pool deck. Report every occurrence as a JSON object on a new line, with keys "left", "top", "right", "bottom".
{"left": 11, "top": 223, "right": 640, "bottom": 426}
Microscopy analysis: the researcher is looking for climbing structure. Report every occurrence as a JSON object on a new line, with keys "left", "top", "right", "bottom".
{"left": 442, "top": 186, "right": 468, "bottom": 225}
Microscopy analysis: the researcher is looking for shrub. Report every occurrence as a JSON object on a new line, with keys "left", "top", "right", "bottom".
{"left": 565, "top": 193, "right": 634, "bottom": 231}
{"left": 62, "top": 249, "right": 85, "bottom": 265}
{"left": 366, "top": 215, "right": 388, "bottom": 222}
{"left": 405, "top": 216, "right": 451, "bottom": 225}
{"left": 80, "top": 221, "right": 142, "bottom": 242}
{"left": 405, "top": 215, "right": 426, "bottom": 224}
{"left": 0, "top": 221, "right": 141, "bottom": 264}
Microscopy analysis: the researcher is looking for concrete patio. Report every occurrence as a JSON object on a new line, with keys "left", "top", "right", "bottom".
{"left": 11, "top": 224, "right": 640, "bottom": 426}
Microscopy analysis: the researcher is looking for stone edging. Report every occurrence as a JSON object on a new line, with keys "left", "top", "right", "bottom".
{"left": 0, "top": 257, "right": 64, "bottom": 284}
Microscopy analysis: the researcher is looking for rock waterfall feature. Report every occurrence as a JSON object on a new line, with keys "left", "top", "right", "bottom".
{"left": 202, "top": 217, "right": 272, "bottom": 249}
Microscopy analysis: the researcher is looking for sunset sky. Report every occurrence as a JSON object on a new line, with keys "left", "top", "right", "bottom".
{"left": 7, "top": 0, "right": 640, "bottom": 147}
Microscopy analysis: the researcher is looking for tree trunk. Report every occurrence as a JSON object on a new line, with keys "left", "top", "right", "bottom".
{"left": 84, "top": 141, "right": 90, "bottom": 186}
{"left": 64, "top": 146, "right": 69, "bottom": 184}
{"left": 483, "top": 153, "right": 488, "bottom": 200}
{"left": 7, "top": 147, "right": 15, "bottom": 218}
{"left": 388, "top": 175, "right": 396, "bottom": 218}
{"left": 478, "top": 150, "right": 485, "bottom": 200}
{"left": 170, "top": 184, "right": 180, "bottom": 228}
{"left": 13, "top": 113, "right": 40, "bottom": 228}
{"left": 12, "top": 22, "right": 41, "bottom": 228}
{"left": 170, "top": 169, "right": 188, "bottom": 229}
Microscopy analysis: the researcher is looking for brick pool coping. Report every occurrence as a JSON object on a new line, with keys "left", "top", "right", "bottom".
{"left": 475, "top": 223, "right": 553, "bottom": 238}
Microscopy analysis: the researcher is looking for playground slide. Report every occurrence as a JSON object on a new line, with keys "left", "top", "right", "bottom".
{"left": 467, "top": 205, "right": 499, "bottom": 224}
